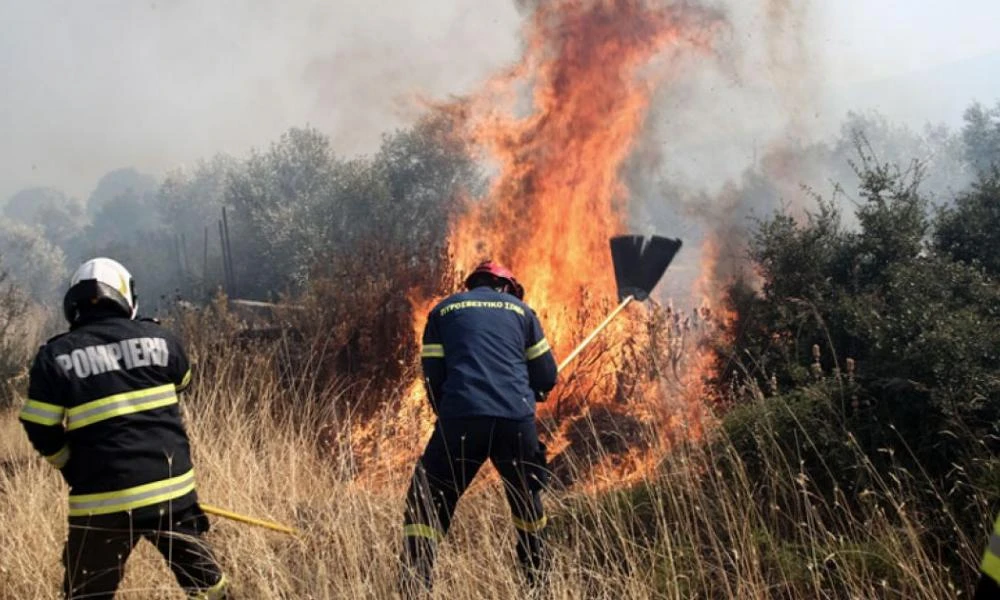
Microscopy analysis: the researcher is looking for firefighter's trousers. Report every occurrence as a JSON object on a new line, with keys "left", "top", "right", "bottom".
{"left": 63, "top": 503, "right": 227, "bottom": 599}
{"left": 402, "top": 417, "right": 550, "bottom": 591}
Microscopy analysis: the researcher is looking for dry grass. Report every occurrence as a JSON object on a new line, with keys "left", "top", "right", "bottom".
{"left": 0, "top": 307, "right": 988, "bottom": 599}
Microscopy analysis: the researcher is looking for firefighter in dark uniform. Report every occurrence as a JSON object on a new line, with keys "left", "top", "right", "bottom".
{"left": 18, "top": 257, "right": 227, "bottom": 600}
{"left": 401, "top": 261, "right": 559, "bottom": 592}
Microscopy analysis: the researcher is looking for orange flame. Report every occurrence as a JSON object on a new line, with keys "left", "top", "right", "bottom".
{"left": 437, "top": 0, "right": 721, "bottom": 356}
{"left": 352, "top": 0, "right": 729, "bottom": 491}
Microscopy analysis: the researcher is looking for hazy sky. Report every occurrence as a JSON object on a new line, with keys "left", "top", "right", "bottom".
{"left": 1, "top": 0, "right": 998, "bottom": 203}
{"left": 823, "top": 1, "right": 1000, "bottom": 83}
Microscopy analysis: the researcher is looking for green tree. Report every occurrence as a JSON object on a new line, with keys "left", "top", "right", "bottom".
{"left": 341, "top": 115, "right": 482, "bottom": 292}
{"left": 4, "top": 187, "right": 87, "bottom": 250}
{"left": 849, "top": 150, "right": 929, "bottom": 285}
{"left": 225, "top": 127, "right": 342, "bottom": 297}
{"left": 86, "top": 167, "right": 158, "bottom": 217}
{"left": 833, "top": 111, "right": 970, "bottom": 201}
{"left": 0, "top": 258, "right": 32, "bottom": 409}
{"left": 157, "top": 155, "right": 237, "bottom": 296}
{"left": 224, "top": 119, "right": 480, "bottom": 299}
{"left": 935, "top": 171, "right": 1000, "bottom": 277}
{"left": 721, "top": 150, "right": 1000, "bottom": 565}
{"left": 85, "top": 188, "right": 162, "bottom": 245}
{"left": 0, "top": 219, "right": 67, "bottom": 302}
{"left": 962, "top": 101, "right": 1000, "bottom": 174}
{"left": 158, "top": 155, "right": 235, "bottom": 239}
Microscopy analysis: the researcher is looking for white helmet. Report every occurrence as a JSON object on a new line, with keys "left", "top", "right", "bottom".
{"left": 63, "top": 257, "right": 137, "bottom": 324}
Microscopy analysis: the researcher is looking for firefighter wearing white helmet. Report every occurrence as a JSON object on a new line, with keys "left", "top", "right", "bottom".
{"left": 62, "top": 257, "right": 138, "bottom": 322}
{"left": 19, "top": 258, "right": 228, "bottom": 599}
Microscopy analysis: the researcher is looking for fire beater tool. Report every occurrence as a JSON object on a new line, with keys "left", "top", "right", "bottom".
{"left": 200, "top": 503, "right": 298, "bottom": 536}
{"left": 557, "top": 234, "right": 682, "bottom": 373}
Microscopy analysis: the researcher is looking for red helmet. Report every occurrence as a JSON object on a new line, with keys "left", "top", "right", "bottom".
{"left": 464, "top": 260, "right": 524, "bottom": 299}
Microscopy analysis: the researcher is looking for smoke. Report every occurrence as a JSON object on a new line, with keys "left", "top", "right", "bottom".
{"left": 763, "top": 0, "right": 816, "bottom": 136}
{"left": 616, "top": 1, "right": 830, "bottom": 305}
{"left": 3, "top": 0, "right": 987, "bottom": 309}
{"left": 620, "top": 1, "right": 965, "bottom": 305}
{"left": 624, "top": 1, "right": 979, "bottom": 307}
{"left": 0, "top": 0, "right": 523, "bottom": 203}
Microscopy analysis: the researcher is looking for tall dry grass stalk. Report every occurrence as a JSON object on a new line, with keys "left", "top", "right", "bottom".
{"left": 1, "top": 352, "right": 987, "bottom": 599}
{"left": 0, "top": 302, "right": 988, "bottom": 598}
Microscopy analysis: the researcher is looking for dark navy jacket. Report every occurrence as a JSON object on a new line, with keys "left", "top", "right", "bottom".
{"left": 20, "top": 315, "right": 197, "bottom": 520}
{"left": 421, "top": 287, "right": 558, "bottom": 420}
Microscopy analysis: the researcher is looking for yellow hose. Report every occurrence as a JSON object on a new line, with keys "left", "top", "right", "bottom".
{"left": 200, "top": 503, "right": 298, "bottom": 536}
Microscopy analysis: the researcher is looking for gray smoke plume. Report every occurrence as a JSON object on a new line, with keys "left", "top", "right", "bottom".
{"left": 0, "top": 0, "right": 524, "bottom": 203}
{"left": 622, "top": 1, "right": 828, "bottom": 304}
{"left": 2, "top": 0, "right": 985, "bottom": 309}
{"left": 625, "top": 1, "right": 971, "bottom": 307}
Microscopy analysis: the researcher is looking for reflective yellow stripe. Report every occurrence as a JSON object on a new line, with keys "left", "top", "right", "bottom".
{"left": 404, "top": 523, "right": 444, "bottom": 541}
{"left": 190, "top": 574, "right": 228, "bottom": 600}
{"left": 19, "top": 399, "right": 65, "bottom": 426}
{"left": 45, "top": 445, "right": 70, "bottom": 468}
{"left": 525, "top": 338, "right": 551, "bottom": 361}
{"left": 983, "top": 544, "right": 1000, "bottom": 585}
{"left": 512, "top": 515, "right": 547, "bottom": 532}
{"left": 421, "top": 344, "right": 445, "bottom": 359}
{"left": 69, "top": 469, "right": 196, "bottom": 517}
{"left": 984, "top": 515, "right": 1000, "bottom": 584}
{"left": 180, "top": 368, "right": 192, "bottom": 390}
{"left": 66, "top": 384, "right": 177, "bottom": 431}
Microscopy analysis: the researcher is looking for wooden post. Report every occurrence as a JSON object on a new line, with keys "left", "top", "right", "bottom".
{"left": 180, "top": 232, "right": 189, "bottom": 275}
{"left": 218, "top": 220, "right": 230, "bottom": 295}
{"left": 202, "top": 226, "right": 209, "bottom": 297}
{"left": 221, "top": 207, "right": 236, "bottom": 296}
{"left": 174, "top": 234, "right": 183, "bottom": 278}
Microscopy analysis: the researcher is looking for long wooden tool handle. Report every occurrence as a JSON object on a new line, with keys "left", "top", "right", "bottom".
{"left": 557, "top": 295, "right": 635, "bottom": 373}
{"left": 200, "top": 503, "right": 298, "bottom": 536}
